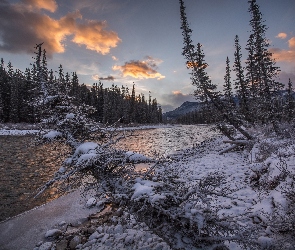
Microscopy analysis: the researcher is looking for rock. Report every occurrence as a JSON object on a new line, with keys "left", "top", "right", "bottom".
{"left": 56, "top": 239, "right": 68, "bottom": 250}
{"left": 59, "top": 221, "right": 67, "bottom": 226}
{"left": 96, "top": 226, "right": 103, "bottom": 233}
{"left": 45, "top": 229, "right": 62, "bottom": 239}
{"left": 125, "top": 235, "right": 134, "bottom": 245}
{"left": 86, "top": 198, "right": 97, "bottom": 208}
{"left": 82, "top": 239, "right": 97, "bottom": 247}
{"left": 36, "top": 241, "right": 43, "bottom": 247}
{"left": 114, "top": 224, "right": 123, "bottom": 234}
{"left": 69, "top": 235, "right": 82, "bottom": 249}
{"left": 70, "top": 217, "right": 89, "bottom": 227}
{"left": 89, "top": 231, "right": 100, "bottom": 241}
{"left": 87, "top": 227, "right": 96, "bottom": 235}
{"left": 252, "top": 216, "right": 262, "bottom": 224}
{"left": 38, "top": 242, "right": 53, "bottom": 250}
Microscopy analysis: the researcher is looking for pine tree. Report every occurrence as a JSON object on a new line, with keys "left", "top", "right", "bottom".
{"left": 179, "top": 0, "right": 253, "bottom": 139}
{"left": 246, "top": 0, "right": 283, "bottom": 125}
{"left": 233, "top": 35, "right": 251, "bottom": 122}
{"left": 285, "top": 78, "right": 295, "bottom": 122}
{"left": 71, "top": 72, "right": 79, "bottom": 100}
{"left": 223, "top": 57, "right": 235, "bottom": 109}
{"left": 130, "top": 84, "right": 136, "bottom": 123}
{"left": 0, "top": 58, "right": 5, "bottom": 122}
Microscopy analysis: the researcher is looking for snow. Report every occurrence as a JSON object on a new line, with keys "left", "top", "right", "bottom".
{"left": 44, "top": 229, "right": 62, "bottom": 238}
{"left": 43, "top": 130, "right": 62, "bottom": 140}
{"left": 131, "top": 178, "right": 163, "bottom": 202}
{"left": 125, "top": 151, "right": 150, "bottom": 162}
{"left": 1, "top": 125, "right": 295, "bottom": 249}
{"left": 65, "top": 113, "right": 75, "bottom": 119}
{"left": 86, "top": 197, "right": 97, "bottom": 208}
{"left": 74, "top": 142, "right": 99, "bottom": 157}
{"left": 0, "top": 190, "right": 99, "bottom": 250}
{"left": 0, "top": 129, "right": 39, "bottom": 135}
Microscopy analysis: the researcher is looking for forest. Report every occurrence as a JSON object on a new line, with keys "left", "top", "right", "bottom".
{"left": 177, "top": 0, "right": 295, "bottom": 126}
{"left": 1, "top": 0, "right": 295, "bottom": 249}
{"left": 0, "top": 46, "right": 162, "bottom": 125}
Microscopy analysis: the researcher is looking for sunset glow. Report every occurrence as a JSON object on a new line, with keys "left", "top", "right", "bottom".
{"left": 0, "top": 0, "right": 294, "bottom": 111}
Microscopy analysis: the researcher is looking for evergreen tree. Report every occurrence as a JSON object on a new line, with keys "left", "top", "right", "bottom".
{"left": 71, "top": 72, "right": 79, "bottom": 101}
{"left": 233, "top": 35, "right": 251, "bottom": 122}
{"left": 0, "top": 58, "right": 5, "bottom": 122}
{"left": 246, "top": 0, "right": 283, "bottom": 125}
{"left": 9, "top": 70, "right": 21, "bottom": 123}
{"left": 179, "top": 0, "right": 253, "bottom": 139}
{"left": 223, "top": 56, "right": 235, "bottom": 109}
{"left": 130, "top": 84, "right": 136, "bottom": 123}
{"left": 285, "top": 78, "right": 295, "bottom": 122}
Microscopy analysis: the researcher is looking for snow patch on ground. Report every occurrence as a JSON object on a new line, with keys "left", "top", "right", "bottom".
{"left": 0, "top": 129, "right": 39, "bottom": 135}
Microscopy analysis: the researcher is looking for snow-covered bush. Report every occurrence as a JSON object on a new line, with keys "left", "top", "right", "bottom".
{"left": 119, "top": 164, "right": 240, "bottom": 249}
{"left": 34, "top": 91, "right": 142, "bottom": 198}
{"left": 248, "top": 137, "right": 295, "bottom": 248}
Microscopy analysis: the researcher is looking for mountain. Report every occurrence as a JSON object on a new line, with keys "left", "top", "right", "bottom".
{"left": 163, "top": 101, "right": 202, "bottom": 120}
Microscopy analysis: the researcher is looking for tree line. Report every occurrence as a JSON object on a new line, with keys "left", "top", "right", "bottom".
{"left": 0, "top": 45, "right": 162, "bottom": 125}
{"left": 178, "top": 0, "right": 294, "bottom": 131}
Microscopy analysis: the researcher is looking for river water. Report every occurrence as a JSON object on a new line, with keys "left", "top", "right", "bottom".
{"left": 0, "top": 125, "right": 219, "bottom": 221}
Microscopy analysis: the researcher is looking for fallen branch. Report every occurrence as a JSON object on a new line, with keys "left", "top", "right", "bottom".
{"left": 219, "top": 145, "right": 239, "bottom": 155}
{"left": 223, "top": 140, "right": 253, "bottom": 145}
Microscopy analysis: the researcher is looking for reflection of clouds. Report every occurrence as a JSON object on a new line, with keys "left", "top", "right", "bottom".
{"left": 0, "top": 0, "right": 121, "bottom": 56}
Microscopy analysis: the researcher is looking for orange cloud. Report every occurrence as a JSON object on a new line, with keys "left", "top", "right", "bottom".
{"left": 186, "top": 61, "right": 208, "bottom": 69}
{"left": 172, "top": 90, "right": 182, "bottom": 95}
{"left": 0, "top": 0, "right": 121, "bottom": 56}
{"left": 113, "top": 59, "right": 165, "bottom": 80}
{"left": 15, "top": 0, "right": 58, "bottom": 12}
{"left": 288, "top": 37, "right": 295, "bottom": 49}
{"left": 72, "top": 20, "right": 121, "bottom": 55}
{"left": 276, "top": 32, "right": 287, "bottom": 39}
{"left": 270, "top": 36, "right": 295, "bottom": 63}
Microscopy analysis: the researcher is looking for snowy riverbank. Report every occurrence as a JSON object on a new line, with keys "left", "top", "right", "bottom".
{"left": 1, "top": 127, "right": 295, "bottom": 249}
{"left": 0, "top": 123, "right": 176, "bottom": 135}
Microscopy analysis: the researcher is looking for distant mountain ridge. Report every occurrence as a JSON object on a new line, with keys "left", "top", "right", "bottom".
{"left": 163, "top": 101, "right": 201, "bottom": 120}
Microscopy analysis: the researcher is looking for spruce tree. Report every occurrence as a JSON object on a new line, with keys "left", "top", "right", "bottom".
{"left": 285, "top": 78, "right": 295, "bottom": 122}
{"left": 179, "top": 0, "right": 253, "bottom": 139}
{"left": 0, "top": 59, "right": 5, "bottom": 122}
{"left": 233, "top": 35, "right": 251, "bottom": 122}
{"left": 246, "top": 0, "right": 283, "bottom": 125}
{"left": 223, "top": 56, "right": 235, "bottom": 109}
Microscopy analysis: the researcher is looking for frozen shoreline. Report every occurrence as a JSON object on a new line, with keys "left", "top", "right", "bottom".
{"left": 0, "top": 190, "right": 99, "bottom": 250}
{"left": 0, "top": 124, "right": 177, "bottom": 136}
{"left": 1, "top": 126, "right": 294, "bottom": 249}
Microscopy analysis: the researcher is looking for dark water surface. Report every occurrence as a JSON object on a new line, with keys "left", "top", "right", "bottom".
{"left": 0, "top": 125, "right": 218, "bottom": 221}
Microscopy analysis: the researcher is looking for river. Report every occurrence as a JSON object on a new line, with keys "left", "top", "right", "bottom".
{"left": 0, "top": 125, "right": 219, "bottom": 222}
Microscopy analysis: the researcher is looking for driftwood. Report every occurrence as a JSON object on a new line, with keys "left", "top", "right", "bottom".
{"left": 220, "top": 140, "right": 255, "bottom": 155}
{"left": 219, "top": 145, "right": 239, "bottom": 155}
{"left": 223, "top": 140, "right": 252, "bottom": 145}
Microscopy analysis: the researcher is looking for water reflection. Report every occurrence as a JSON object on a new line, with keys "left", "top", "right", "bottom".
{"left": 0, "top": 136, "right": 70, "bottom": 222}
{"left": 116, "top": 125, "right": 218, "bottom": 158}
{"left": 0, "top": 125, "right": 218, "bottom": 221}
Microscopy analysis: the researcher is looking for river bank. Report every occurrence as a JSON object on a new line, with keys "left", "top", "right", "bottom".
{"left": 1, "top": 124, "right": 294, "bottom": 249}
{"left": 0, "top": 125, "right": 218, "bottom": 222}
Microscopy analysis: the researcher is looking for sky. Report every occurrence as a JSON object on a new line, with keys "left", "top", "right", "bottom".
{"left": 0, "top": 0, "right": 295, "bottom": 112}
